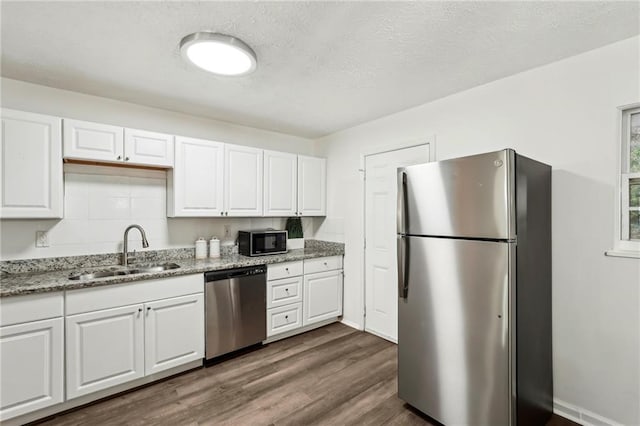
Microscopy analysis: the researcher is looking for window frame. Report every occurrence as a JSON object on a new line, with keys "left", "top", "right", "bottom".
{"left": 610, "top": 103, "right": 640, "bottom": 257}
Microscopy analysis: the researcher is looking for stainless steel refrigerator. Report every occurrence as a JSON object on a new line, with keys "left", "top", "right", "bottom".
{"left": 397, "top": 149, "right": 552, "bottom": 426}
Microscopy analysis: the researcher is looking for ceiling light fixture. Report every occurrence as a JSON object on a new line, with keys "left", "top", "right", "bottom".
{"left": 180, "top": 32, "right": 257, "bottom": 76}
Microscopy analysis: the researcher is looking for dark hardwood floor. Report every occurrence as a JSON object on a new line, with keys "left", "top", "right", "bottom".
{"left": 37, "top": 323, "right": 578, "bottom": 426}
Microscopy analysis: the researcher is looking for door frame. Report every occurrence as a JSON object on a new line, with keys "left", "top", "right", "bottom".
{"left": 359, "top": 137, "right": 436, "bottom": 335}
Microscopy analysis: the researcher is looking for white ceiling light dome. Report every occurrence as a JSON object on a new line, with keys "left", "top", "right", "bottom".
{"left": 180, "top": 32, "right": 257, "bottom": 76}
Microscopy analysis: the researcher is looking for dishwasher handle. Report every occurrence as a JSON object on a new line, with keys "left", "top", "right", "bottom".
{"left": 205, "top": 265, "right": 266, "bottom": 282}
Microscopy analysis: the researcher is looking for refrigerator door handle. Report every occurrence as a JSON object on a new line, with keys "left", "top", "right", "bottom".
{"left": 397, "top": 235, "right": 409, "bottom": 298}
{"left": 397, "top": 170, "right": 408, "bottom": 234}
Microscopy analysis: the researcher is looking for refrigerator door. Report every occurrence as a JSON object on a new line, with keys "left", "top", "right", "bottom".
{"left": 398, "top": 236, "right": 512, "bottom": 426}
{"left": 398, "top": 149, "right": 515, "bottom": 240}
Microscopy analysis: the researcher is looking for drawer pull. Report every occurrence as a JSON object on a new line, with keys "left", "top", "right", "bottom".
{"left": 285, "top": 315, "right": 289, "bottom": 321}
{"left": 285, "top": 268, "right": 289, "bottom": 273}
{"left": 324, "top": 262, "right": 328, "bottom": 266}
{"left": 285, "top": 288, "right": 289, "bottom": 293}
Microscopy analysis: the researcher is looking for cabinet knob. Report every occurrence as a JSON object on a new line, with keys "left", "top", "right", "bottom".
{"left": 285, "top": 315, "right": 289, "bottom": 321}
{"left": 138, "top": 308, "right": 142, "bottom": 313}
{"left": 125, "top": 157, "right": 130, "bottom": 161}
{"left": 285, "top": 288, "right": 289, "bottom": 292}
{"left": 324, "top": 262, "right": 328, "bottom": 266}
{"left": 117, "top": 155, "right": 122, "bottom": 160}
{"left": 225, "top": 212, "right": 228, "bottom": 216}
{"left": 285, "top": 268, "right": 289, "bottom": 273}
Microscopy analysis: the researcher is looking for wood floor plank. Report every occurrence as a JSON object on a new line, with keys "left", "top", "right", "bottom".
{"left": 36, "top": 323, "right": 579, "bottom": 426}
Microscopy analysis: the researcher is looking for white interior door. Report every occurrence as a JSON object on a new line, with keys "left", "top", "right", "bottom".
{"left": 364, "top": 145, "right": 430, "bottom": 342}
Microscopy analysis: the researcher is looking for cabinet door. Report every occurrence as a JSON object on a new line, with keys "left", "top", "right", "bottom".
{"left": 224, "top": 144, "right": 263, "bottom": 216}
{"left": 0, "top": 109, "right": 63, "bottom": 218}
{"left": 303, "top": 270, "right": 343, "bottom": 326}
{"left": 124, "top": 128, "right": 174, "bottom": 167}
{"left": 263, "top": 150, "right": 297, "bottom": 217}
{"left": 0, "top": 318, "right": 63, "bottom": 421}
{"left": 298, "top": 155, "right": 326, "bottom": 216}
{"left": 144, "top": 294, "right": 204, "bottom": 376}
{"left": 66, "top": 305, "right": 144, "bottom": 399}
{"left": 63, "top": 118, "right": 124, "bottom": 162}
{"left": 168, "top": 136, "right": 224, "bottom": 217}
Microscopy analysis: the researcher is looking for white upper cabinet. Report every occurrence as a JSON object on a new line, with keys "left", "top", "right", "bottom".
{"left": 263, "top": 150, "right": 298, "bottom": 217}
{"left": 63, "top": 119, "right": 173, "bottom": 168}
{"left": 63, "top": 119, "right": 123, "bottom": 163}
{"left": 298, "top": 155, "right": 327, "bottom": 216}
{"left": 1, "top": 109, "right": 63, "bottom": 218}
{"left": 124, "top": 128, "right": 174, "bottom": 167}
{"left": 168, "top": 136, "right": 224, "bottom": 217}
{"left": 224, "top": 144, "right": 263, "bottom": 217}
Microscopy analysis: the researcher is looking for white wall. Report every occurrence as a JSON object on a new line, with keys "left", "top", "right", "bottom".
{"left": 0, "top": 78, "right": 314, "bottom": 259}
{"left": 314, "top": 36, "right": 640, "bottom": 425}
{"left": 0, "top": 78, "right": 314, "bottom": 153}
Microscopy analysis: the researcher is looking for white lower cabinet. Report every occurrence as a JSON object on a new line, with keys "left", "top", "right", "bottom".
{"left": 266, "top": 256, "right": 343, "bottom": 339}
{"left": 66, "top": 304, "right": 145, "bottom": 399}
{"left": 144, "top": 294, "right": 204, "bottom": 375}
{"left": 0, "top": 318, "right": 64, "bottom": 421}
{"left": 303, "top": 270, "right": 343, "bottom": 326}
{"left": 65, "top": 275, "right": 204, "bottom": 400}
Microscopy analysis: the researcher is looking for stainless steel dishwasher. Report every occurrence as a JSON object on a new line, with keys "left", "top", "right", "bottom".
{"left": 204, "top": 265, "right": 266, "bottom": 360}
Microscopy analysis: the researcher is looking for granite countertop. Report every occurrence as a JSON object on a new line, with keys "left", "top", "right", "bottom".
{"left": 0, "top": 240, "right": 344, "bottom": 298}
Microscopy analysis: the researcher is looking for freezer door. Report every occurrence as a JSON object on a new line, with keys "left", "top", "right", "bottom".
{"left": 398, "top": 236, "right": 512, "bottom": 426}
{"left": 399, "top": 149, "right": 515, "bottom": 240}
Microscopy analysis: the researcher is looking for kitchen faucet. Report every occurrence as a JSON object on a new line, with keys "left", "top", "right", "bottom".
{"left": 123, "top": 224, "right": 149, "bottom": 266}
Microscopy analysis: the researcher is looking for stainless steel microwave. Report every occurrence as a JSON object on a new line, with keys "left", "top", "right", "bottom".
{"left": 238, "top": 230, "right": 287, "bottom": 256}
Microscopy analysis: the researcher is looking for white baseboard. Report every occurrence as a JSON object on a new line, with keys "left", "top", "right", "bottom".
{"left": 554, "top": 398, "right": 622, "bottom": 426}
{"left": 340, "top": 318, "right": 364, "bottom": 331}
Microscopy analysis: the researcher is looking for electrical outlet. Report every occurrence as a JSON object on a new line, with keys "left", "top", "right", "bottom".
{"left": 36, "top": 231, "right": 50, "bottom": 247}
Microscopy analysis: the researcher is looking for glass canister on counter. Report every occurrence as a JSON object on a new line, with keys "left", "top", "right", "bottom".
{"left": 209, "top": 236, "right": 220, "bottom": 258}
{"left": 195, "top": 237, "right": 208, "bottom": 259}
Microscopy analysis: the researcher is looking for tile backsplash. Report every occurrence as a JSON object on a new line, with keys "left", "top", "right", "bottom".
{"left": 0, "top": 164, "right": 312, "bottom": 260}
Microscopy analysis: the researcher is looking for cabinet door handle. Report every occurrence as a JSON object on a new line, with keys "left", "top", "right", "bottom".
{"left": 220, "top": 211, "right": 224, "bottom": 216}
{"left": 285, "top": 315, "right": 289, "bottom": 321}
{"left": 146, "top": 307, "right": 152, "bottom": 315}
{"left": 285, "top": 288, "right": 289, "bottom": 292}
{"left": 225, "top": 212, "right": 228, "bottom": 216}
{"left": 285, "top": 268, "right": 289, "bottom": 272}
{"left": 138, "top": 308, "right": 142, "bottom": 315}
{"left": 117, "top": 155, "right": 122, "bottom": 160}
{"left": 125, "top": 157, "right": 130, "bottom": 161}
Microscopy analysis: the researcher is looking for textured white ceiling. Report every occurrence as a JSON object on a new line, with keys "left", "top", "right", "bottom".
{"left": 1, "top": 1, "right": 638, "bottom": 138}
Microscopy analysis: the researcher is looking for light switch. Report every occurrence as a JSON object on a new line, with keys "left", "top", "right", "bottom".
{"left": 36, "top": 231, "right": 50, "bottom": 247}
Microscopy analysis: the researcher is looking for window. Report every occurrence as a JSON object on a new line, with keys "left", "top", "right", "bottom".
{"left": 616, "top": 104, "right": 640, "bottom": 255}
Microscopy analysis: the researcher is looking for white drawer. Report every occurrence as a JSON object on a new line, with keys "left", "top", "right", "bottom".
{"left": 267, "top": 261, "right": 303, "bottom": 281}
{"left": 267, "top": 276, "right": 302, "bottom": 309}
{"left": 304, "top": 256, "right": 343, "bottom": 275}
{"left": 267, "top": 303, "right": 302, "bottom": 337}
{"left": 0, "top": 292, "right": 64, "bottom": 327}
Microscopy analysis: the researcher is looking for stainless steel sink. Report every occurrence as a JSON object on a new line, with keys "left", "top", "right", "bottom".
{"left": 68, "top": 263, "right": 180, "bottom": 281}
{"left": 127, "top": 263, "right": 181, "bottom": 274}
